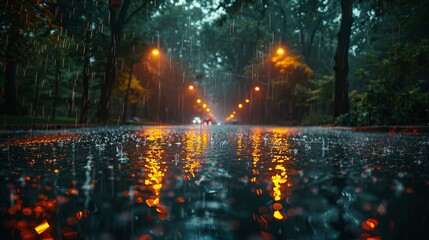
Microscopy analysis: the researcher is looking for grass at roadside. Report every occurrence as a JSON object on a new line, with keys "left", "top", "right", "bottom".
{"left": 1, "top": 115, "right": 79, "bottom": 125}
{"left": 1, "top": 115, "right": 165, "bottom": 130}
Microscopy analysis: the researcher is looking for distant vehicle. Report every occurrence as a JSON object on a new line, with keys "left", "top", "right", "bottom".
{"left": 193, "top": 117, "right": 217, "bottom": 125}
{"left": 192, "top": 117, "right": 202, "bottom": 124}
{"left": 203, "top": 119, "right": 213, "bottom": 125}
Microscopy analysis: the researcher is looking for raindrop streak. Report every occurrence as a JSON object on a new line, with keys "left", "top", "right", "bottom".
{"left": 0, "top": 126, "right": 428, "bottom": 239}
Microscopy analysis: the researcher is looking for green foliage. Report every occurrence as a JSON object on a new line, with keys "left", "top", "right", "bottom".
{"left": 202, "top": 2, "right": 271, "bottom": 73}
{"left": 0, "top": 1, "right": 55, "bottom": 62}
{"left": 344, "top": 40, "right": 429, "bottom": 125}
{"left": 301, "top": 112, "right": 333, "bottom": 126}
{"left": 335, "top": 90, "right": 369, "bottom": 126}
{"left": 304, "top": 75, "right": 334, "bottom": 105}
{"left": 269, "top": 54, "right": 313, "bottom": 123}
{"left": 294, "top": 75, "right": 334, "bottom": 125}
{"left": 1, "top": 0, "right": 429, "bottom": 124}
{"left": 112, "top": 69, "right": 151, "bottom": 105}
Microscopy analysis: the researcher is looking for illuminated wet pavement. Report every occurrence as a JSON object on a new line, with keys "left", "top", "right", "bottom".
{"left": 1, "top": 126, "right": 429, "bottom": 240}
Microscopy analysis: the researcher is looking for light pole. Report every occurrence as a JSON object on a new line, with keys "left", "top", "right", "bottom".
{"left": 252, "top": 85, "right": 264, "bottom": 124}
{"left": 252, "top": 46, "right": 285, "bottom": 124}
{"left": 266, "top": 46, "right": 285, "bottom": 124}
{"left": 150, "top": 48, "right": 161, "bottom": 123}
{"left": 185, "top": 84, "right": 195, "bottom": 124}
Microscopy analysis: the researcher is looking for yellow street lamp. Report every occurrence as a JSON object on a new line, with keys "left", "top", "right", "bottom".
{"left": 151, "top": 48, "right": 160, "bottom": 56}
{"left": 238, "top": 104, "right": 243, "bottom": 109}
{"left": 276, "top": 47, "right": 285, "bottom": 56}
{"left": 245, "top": 99, "right": 250, "bottom": 103}
{"left": 203, "top": 104, "right": 207, "bottom": 108}
{"left": 196, "top": 98, "right": 202, "bottom": 104}
{"left": 206, "top": 108, "right": 210, "bottom": 112}
{"left": 254, "top": 86, "right": 260, "bottom": 92}
{"left": 188, "top": 85, "right": 194, "bottom": 90}
{"left": 150, "top": 47, "right": 161, "bottom": 122}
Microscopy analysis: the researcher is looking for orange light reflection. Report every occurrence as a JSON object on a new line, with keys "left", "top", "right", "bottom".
{"left": 362, "top": 218, "right": 379, "bottom": 231}
{"left": 270, "top": 131, "right": 291, "bottom": 202}
{"left": 139, "top": 128, "right": 167, "bottom": 207}
{"left": 183, "top": 131, "right": 209, "bottom": 180}
{"left": 34, "top": 220, "right": 50, "bottom": 234}
{"left": 2, "top": 133, "right": 77, "bottom": 147}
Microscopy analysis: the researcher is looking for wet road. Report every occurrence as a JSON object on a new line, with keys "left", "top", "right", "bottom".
{"left": 1, "top": 125, "right": 429, "bottom": 240}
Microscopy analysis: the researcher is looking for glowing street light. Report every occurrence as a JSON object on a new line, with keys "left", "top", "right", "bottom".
{"left": 149, "top": 47, "right": 162, "bottom": 122}
{"left": 196, "top": 98, "right": 202, "bottom": 104}
{"left": 254, "top": 86, "right": 260, "bottom": 92}
{"left": 245, "top": 99, "right": 250, "bottom": 103}
{"left": 151, "top": 48, "right": 160, "bottom": 56}
{"left": 206, "top": 108, "right": 210, "bottom": 112}
{"left": 203, "top": 104, "right": 207, "bottom": 108}
{"left": 188, "top": 85, "right": 194, "bottom": 90}
{"left": 276, "top": 47, "right": 285, "bottom": 56}
{"left": 238, "top": 104, "right": 243, "bottom": 109}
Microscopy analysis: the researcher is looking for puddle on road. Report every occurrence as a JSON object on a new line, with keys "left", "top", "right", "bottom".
{"left": 1, "top": 126, "right": 428, "bottom": 239}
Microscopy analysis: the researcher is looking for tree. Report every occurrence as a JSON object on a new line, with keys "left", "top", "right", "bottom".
{"left": 362, "top": 41, "right": 429, "bottom": 125}
{"left": 264, "top": 50, "right": 313, "bottom": 123}
{"left": 97, "top": 0, "right": 164, "bottom": 121}
{"left": 206, "top": 0, "right": 341, "bottom": 123}
{"left": 0, "top": 1, "right": 54, "bottom": 115}
{"left": 345, "top": 0, "right": 429, "bottom": 125}
{"left": 288, "top": 0, "right": 337, "bottom": 69}
{"left": 333, "top": 0, "right": 353, "bottom": 118}
{"left": 148, "top": 3, "right": 206, "bottom": 122}
{"left": 200, "top": 0, "right": 274, "bottom": 119}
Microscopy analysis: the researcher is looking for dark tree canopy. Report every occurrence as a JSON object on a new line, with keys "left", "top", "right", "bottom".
{"left": 0, "top": 0, "right": 427, "bottom": 125}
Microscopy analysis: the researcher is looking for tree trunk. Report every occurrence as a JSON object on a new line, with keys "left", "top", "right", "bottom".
{"left": 4, "top": 61, "right": 19, "bottom": 115}
{"left": 97, "top": 0, "right": 151, "bottom": 121}
{"left": 131, "top": 103, "right": 137, "bottom": 119}
{"left": 306, "top": 18, "right": 322, "bottom": 67}
{"left": 32, "top": 85, "right": 39, "bottom": 119}
{"left": 32, "top": 54, "right": 47, "bottom": 121}
{"left": 80, "top": 24, "right": 92, "bottom": 124}
{"left": 122, "top": 60, "right": 134, "bottom": 123}
{"left": 97, "top": 25, "right": 122, "bottom": 120}
{"left": 333, "top": 0, "right": 353, "bottom": 118}
{"left": 52, "top": 61, "right": 61, "bottom": 121}
{"left": 97, "top": 1, "right": 131, "bottom": 121}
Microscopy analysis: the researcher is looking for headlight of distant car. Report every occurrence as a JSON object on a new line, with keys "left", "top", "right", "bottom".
{"left": 192, "top": 117, "right": 201, "bottom": 124}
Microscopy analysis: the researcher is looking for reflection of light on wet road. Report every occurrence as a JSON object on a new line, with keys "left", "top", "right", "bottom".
{"left": 251, "top": 128, "right": 262, "bottom": 179}
{"left": 2, "top": 133, "right": 77, "bottom": 147}
{"left": 34, "top": 219, "right": 50, "bottom": 234}
{"left": 183, "top": 129, "right": 210, "bottom": 181}
{"left": 183, "top": 131, "right": 200, "bottom": 180}
{"left": 270, "top": 131, "right": 291, "bottom": 202}
{"left": 1, "top": 126, "right": 428, "bottom": 240}
{"left": 236, "top": 128, "right": 244, "bottom": 158}
{"left": 249, "top": 128, "right": 298, "bottom": 233}
{"left": 362, "top": 218, "right": 379, "bottom": 231}
{"left": 140, "top": 128, "right": 167, "bottom": 208}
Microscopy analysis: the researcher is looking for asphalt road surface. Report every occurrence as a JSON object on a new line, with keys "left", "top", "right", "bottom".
{"left": 1, "top": 125, "right": 428, "bottom": 239}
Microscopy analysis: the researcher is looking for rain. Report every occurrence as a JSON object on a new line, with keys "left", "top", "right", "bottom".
{"left": 1, "top": 0, "right": 429, "bottom": 240}
{"left": 1, "top": 126, "right": 429, "bottom": 239}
